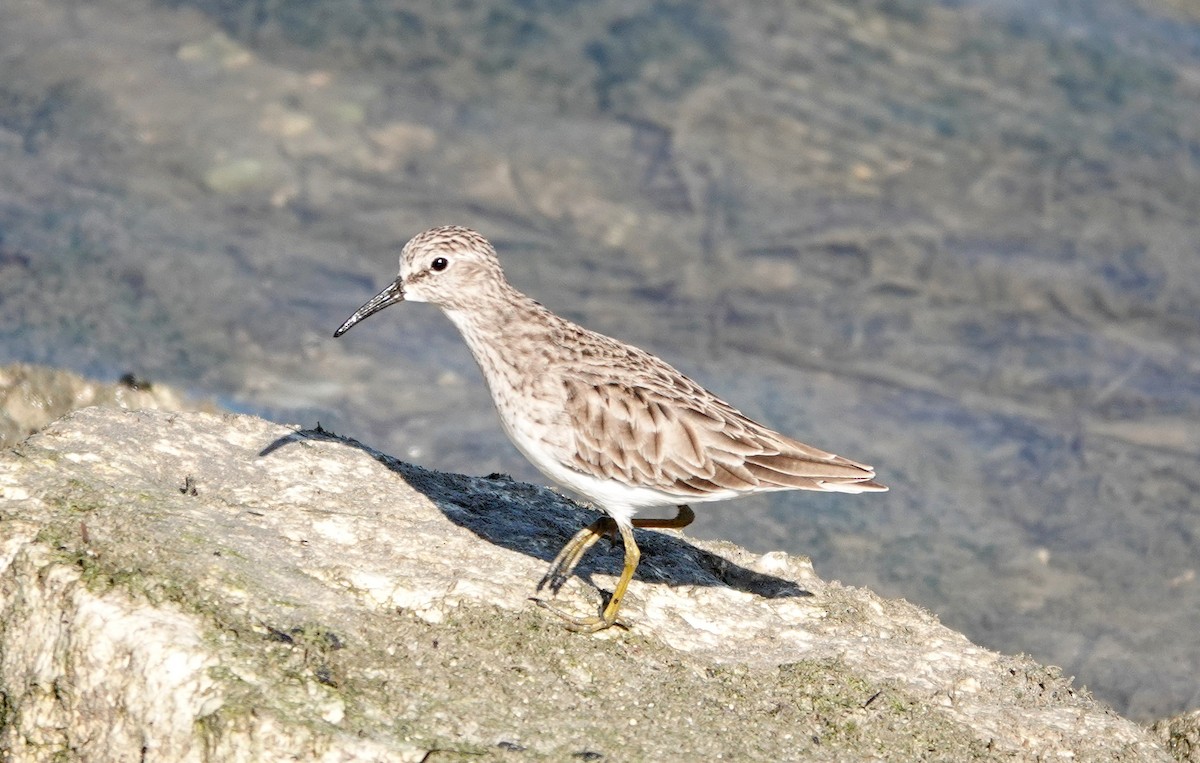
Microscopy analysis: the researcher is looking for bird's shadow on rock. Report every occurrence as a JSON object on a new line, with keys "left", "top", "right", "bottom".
{"left": 261, "top": 427, "right": 811, "bottom": 602}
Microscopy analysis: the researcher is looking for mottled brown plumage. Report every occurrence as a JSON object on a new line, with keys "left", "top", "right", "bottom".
{"left": 335, "top": 225, "right": 886, "bottom": 632}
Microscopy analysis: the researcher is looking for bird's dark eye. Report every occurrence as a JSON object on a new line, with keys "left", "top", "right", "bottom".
{"left": 431, "top": 257, "right": 449, "bottom": 272}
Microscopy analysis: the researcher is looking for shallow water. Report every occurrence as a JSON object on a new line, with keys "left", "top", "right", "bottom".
{"left": 2, "top": 0, "right": 1199, "bottom": 720}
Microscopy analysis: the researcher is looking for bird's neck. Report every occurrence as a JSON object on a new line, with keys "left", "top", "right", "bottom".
{"left": 441, "top": 286, "right": 558, "bottom": 371}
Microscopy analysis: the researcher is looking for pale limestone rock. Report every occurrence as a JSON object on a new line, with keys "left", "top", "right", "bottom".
{"left": 0, "top": 408, "right": 1170, "bottom": 761}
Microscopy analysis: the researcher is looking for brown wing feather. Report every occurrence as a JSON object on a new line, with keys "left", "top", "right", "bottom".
{"left": 563, "top": 365, "right": 882, "bottom": 497}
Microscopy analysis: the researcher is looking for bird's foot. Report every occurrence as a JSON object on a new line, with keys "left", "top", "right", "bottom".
{"left": 531, "top": 597, "right": 625, "bottom": 633}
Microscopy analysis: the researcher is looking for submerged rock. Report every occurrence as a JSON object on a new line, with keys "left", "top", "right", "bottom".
{"left": 0, "top": 363, "right": 212, "bottom": 448}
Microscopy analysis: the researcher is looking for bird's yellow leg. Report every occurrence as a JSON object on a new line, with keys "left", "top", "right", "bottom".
{"left": 538, "top": 516, "right": 613, "bottom": 593}
{"left": 538, "top": 521, "right": 641, "bottom": 632}
{"left": 534, "top": 505, "right": 691, "bottom": 631}
{"left": 632, "top": 504, "right": 694, "bottom": 531}
{"left": 538, "top": 505, "right": 693, "bottom": 594}
{"left": 585, "top": 520, "right": 640, "bottom": 631}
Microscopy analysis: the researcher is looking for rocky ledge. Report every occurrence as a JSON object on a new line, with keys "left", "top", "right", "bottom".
{"left": 0, "top": 407, "right": 1180, "bottom": 761}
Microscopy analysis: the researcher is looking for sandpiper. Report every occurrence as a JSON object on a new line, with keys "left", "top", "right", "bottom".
{"left": 334, "top": 225, "right": 886, "bottom": 632}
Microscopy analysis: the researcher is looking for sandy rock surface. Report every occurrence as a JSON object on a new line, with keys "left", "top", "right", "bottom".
{"left": 0, "top": 407, "right": 1170, "bottom": 761}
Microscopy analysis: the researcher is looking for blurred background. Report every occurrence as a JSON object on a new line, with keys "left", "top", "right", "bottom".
{"left": 2, "top": 0, "right": 1198, "bottom": 722}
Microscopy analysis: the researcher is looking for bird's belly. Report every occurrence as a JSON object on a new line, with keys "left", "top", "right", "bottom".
{"left": 495, "top": 409, "right": 692, "bottom": 522}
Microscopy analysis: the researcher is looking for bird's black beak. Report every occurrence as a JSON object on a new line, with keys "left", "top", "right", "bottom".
{"left": 333, "top": 279, "right": 405, "bottom": 337}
